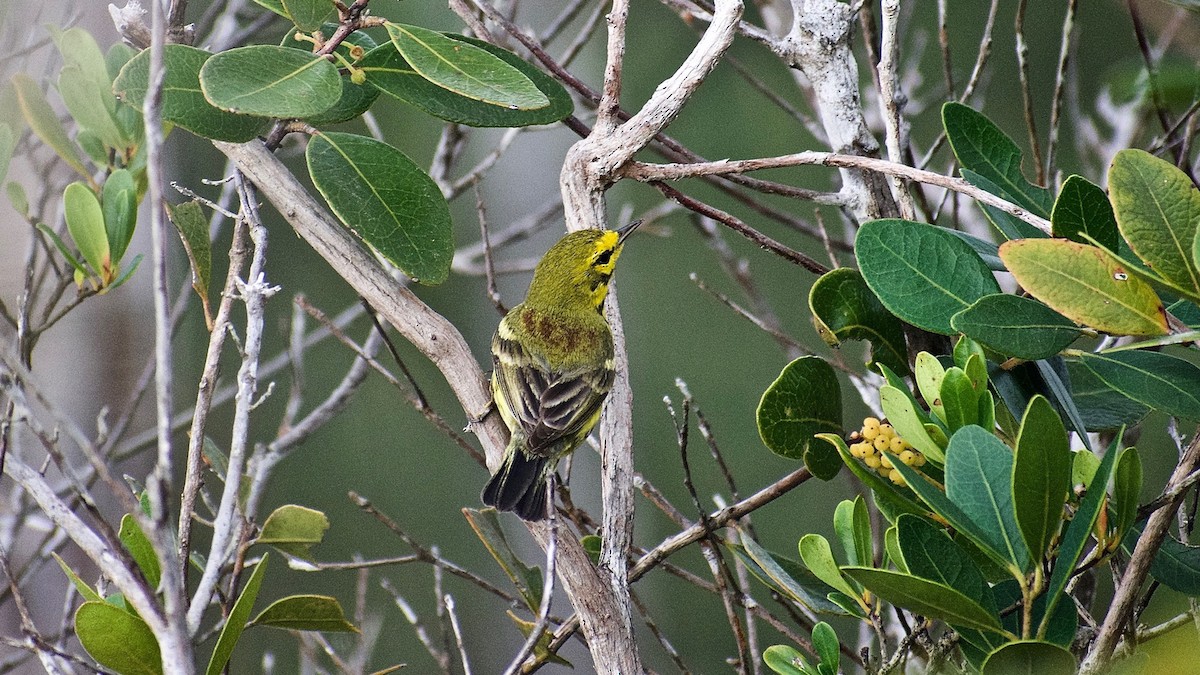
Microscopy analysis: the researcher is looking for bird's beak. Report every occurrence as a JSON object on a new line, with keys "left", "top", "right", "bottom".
{"left": 616, "top": 219, "right": 643, "bottom": 245}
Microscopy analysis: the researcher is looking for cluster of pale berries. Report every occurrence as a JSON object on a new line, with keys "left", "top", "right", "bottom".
{"left": 847, "top": 417, "right": 926, "bottom": 486}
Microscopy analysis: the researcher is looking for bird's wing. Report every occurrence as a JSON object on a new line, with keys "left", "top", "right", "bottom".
{"left": 492, "top": 330, "right": 614, "bottom": 457}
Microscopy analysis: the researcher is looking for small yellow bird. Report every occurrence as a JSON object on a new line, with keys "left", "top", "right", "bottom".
{"left": 482, "top": 221, "right": 640, "bottom": 521}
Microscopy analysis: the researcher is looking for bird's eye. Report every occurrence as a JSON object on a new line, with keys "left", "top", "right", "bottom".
{"left": 594, "top": 249, "right": 613, "bottom": 266}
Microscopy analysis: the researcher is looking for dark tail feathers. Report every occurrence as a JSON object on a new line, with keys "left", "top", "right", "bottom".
{"left": 482, "top": 450, "right": 549, "bottom": 521}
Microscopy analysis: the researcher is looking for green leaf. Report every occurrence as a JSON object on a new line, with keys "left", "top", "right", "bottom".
{"left": 102, "top": 169, "right": 138, "bottom": 262}
{"left": 114, "top": 45, "right": 269, "bottom": 142}
{"left": 53, "top": 553, "right": 104, "bottom": 603}
{"left": 12, "top": 73, "right": 90, "bottom": 178}
{"left": 945, "top": 426, "right": 1030, "bottom": 573}
{"left": 166, "top": 201, "right": 214, "bottom": 329}
{"left": 64, "top": 182, "right": 111, "bottom": 280}
{"left": 856, "top": 218, "right": 1000, "bottom": 335}
{"left": 797, "top": 534, "right": 861, "bottom": 606}
{"left": 255, "top": 505, "right": 330, "bottom": 560}
{"left": 1034, "top": 360, "right": 1091, "bottom": 450}
{"left": 914, "top": 353, "right": 946, "bottom": 423}
{"left": 1012, "top": 396, "right": 1071, "bottom": 563}
{"left": 763, "top": 645, "right": 813, "bottom": 675}
{"left": 756, "top": 356, "right": 842, "bottom": 477}
{"left": 808, "top": 267, "right": 908, "bottom": 375}
{"left": 37, "top": 223, "right": 89, "bottom": 278}
{"left": 1040, "top": 433, "right": 1121, "bottom": 635}
{"left": 59, "top": 65, "right": 125, "bottom": 151}
{"left": 506, "top": 611, "right": 573, "bottom": 667}
{"left": 1109, "top": 148, "right": 1200, "bottom": 299}
{"left": 833, "top": 497, "right": 872, "bottom": 568}
{"left": 842, "top": 567, "right": 1004, "bottom": 633}
{"left": 879, "top": 384, "right": 945, "bottom": 464}
{"left": 887, "top": 440, "right": 1012, "bottom": 572}
{"left": 1051, "top": 175, "right": 1120, "bottom": 251}
{"left": 811, "top": 622, "right": 839, "bottom": 674}
{"left": 361, "top": 36, "right": 572, "bottom": 127}
{"left": 298, "top": 30, "right": 381, "bottom": 126}
{"left": 942, "top": 102, "right": 1053, "bottom": 217}
{"left": 981, "top": 640, "right": 1076, "bottom": 675}
{"left": 281, "top": 0, "right": 335, "bottom": 31}
{"left": 1078, "top": 350, "right": 1200, "bottom": 420}
{"left": 1111, "top": 448, "right": 1142, "bottom": 543}
{"left": 940, "top": 367, "right": 980, "bottom": 431}
{"left": 305, "top": 131, "right": 453, "bottom": 285}
{"left": 999, "top": 238, "right": 1168, "bottom": 336}
{"left": 733, "top": 537, "right": 847, "bottom": 615}
{"left": 951, "top": 294, "right": 1081, "bottom": 361}
{"left": 896, "top": 514, "right": 997, "bottom": 616}
{"left": 944, "top": 228, "right": 1005, "bottom": 270}
{"left": 53, "top": 27, "right": 116, "bottom": 104}
{"left": 465, "top": 508, "right": 543, "bottom": 611}
{"left": 206, "top": 554, "right": 269, "bottom": 675}
{"left": 251, "top": 0, "right": 289, "bottom": 19}
{"left": 386, "top": 23, "right": 549, "bottom": 110}
{"left": 119, "top": 514, "right": 162, "bottom": 591}
{"left": 249, "top": 595, "right": 358, "bottom": 632}
{"left": 75, "top": 601, "right": 163, "bottom": 675}
{"left": 961, "top": 169, "right": 1048, "bottom": 241}
{"left": 819, "top": 433, "right": 928, "bottom": 521}
{"left": 200, "top": 45, "right": 342, "bottom": 118}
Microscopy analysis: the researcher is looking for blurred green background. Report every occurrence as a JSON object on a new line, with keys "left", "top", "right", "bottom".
{"left": 4, "top": 0, "right": 1199, "bottom": 672}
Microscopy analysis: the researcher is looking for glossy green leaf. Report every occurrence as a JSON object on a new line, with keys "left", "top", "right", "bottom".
{"left": 200, "top": 45, "right": 342, "bottom": 118}
{"left": 1078, "top": 350, "right": 1200, "bottom": 420}
{"left": 1034, "top": 359, "right": 1092, "bottom": 450}
{"left": 64, "top": 182, "right": 110, "bottom": 279}
{"left": 896, "top": 514, "right": 997, "bottom": 615}
{"left": 880, "top": 384, "right": 945, "bottom": 464}
{"left": 114, "top": 45, "right": 269, "bottom": 142}
{"left": 797, "top": 534, "right": 861, "bottom": 605}
{"left": 360, "top": 36, "right": 572, "bottom": 127}
{"left": 386, "top": 23, "right": 549, "bottom": 110}
{"left": 1051, "top": 175, "right": 1120, "bottom": 251}
{"left": 306, "top": 131, "right": 453, "bottom": 285}
{"left": 983, "top": 641, "right": 1076, "bottom": 675}
{"left": 1111, "top": 448, "right": 1142, "bottom": 543}
{"left": 763, "top": 645, "right": 812, "bottom": 675}
{"left": 1000, "top": 238, "right": 1168, "bottom": 336}
{"left": 757, "top": 357, "right": 842, "bottom": 477}
{"left": 819, "top": 433, "right": 927, "bottom": 520}
{"left": 942, "top": 102, "right": 1053, "bottom": 217}
{"left": 842, "top": 567, "right": 1004, "bottom": 633}
{"left": 945, "top": 426, "right": 1030, "bottom": 573}
{"left": 944, "top": 228, "right": 1005, "bottom": 270}
{"left": 102, "top": 169, "right": 138, "bottom": 262}
{"left": 76, "top": 601, "right": 162, "bottom": 675}
{"left": 465, "top": 508, "right": 543, "bottom": 611}
{"left": 118, "top": 514, "right": 161, "bottom": 591}
{"left": 1012, "top": 396, "right": 1071, "bottom": 562}
{"left": 167, "top": 201, "right": 213, "bottom": 328}
{"left": 811, "top": 622, "right": 839, "bottom": 674}
{"left": 833, "top": 497, "right": 872, "bottom": 568}
{"left": 914, "top": 353, "right": 946, "bottom": 422}
{"left": 297, "top": 30, "right": 380, "bottom": 125}
{"left": 206, "top": 554, "right": 269, "bottom": 675}
{"left": 856, "top": 219, "right": 1000, "bottom": 335}
{"left": 255, "top": 505, "right": 329, "bottom": 560}
{"left": 281, "top": 0, "right": 334, "bottom": 31}
{"left": 736, "top": 535, "right": 845, "bottom": 615}
{"left": 961, "top": 169, "right": 1047, "bottom": 241}
{"left": 940, "top": 367, "right": 979, "bottom": 431}
{"left": 951, "top": 294, "right": 1080, "bottom": 361}
{"left": 53, "top": 552, "right": 104, "bottom": 603}
{"left": 1040, "top": 433, "right": 1121, "bottom": 635}
{"left": 808, "top": 267, "right": 908, "bottom": 375}
{"left": 13, "top": 73, "right": 90, "bottom": 177}
{"left": 1108, "top": 148, "right": 1200, "bottom": 298}
{"left": 249, "top": 595, "right": 358, "bottom": 632}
